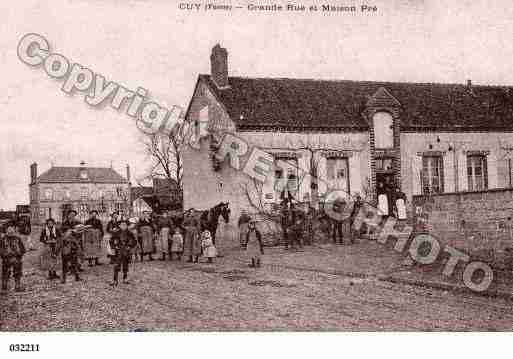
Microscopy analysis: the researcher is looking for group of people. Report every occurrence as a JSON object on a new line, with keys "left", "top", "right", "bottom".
{"left": 0, "top": 185, "right": 410, "bottom": 295}
{"left": 36, "top": 209, "right": 219, "bottom": 289}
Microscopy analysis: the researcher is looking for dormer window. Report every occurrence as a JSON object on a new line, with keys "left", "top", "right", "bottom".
{"left": 373, "top": 112, "right": 394, "bottom": 149}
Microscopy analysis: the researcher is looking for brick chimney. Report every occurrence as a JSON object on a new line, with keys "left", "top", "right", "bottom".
{"left": 210, "top": 44, "right": 229, "bottom": 89}
{"left": 126, "top": 164, "right": 131, "bottom": 183}
{"left": 30, "top": 163, "right": 37, "bottom": 184}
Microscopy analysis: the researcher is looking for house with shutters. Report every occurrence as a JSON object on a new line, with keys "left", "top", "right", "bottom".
{"left": 182, "top": 44, "right": 513, "bottom": 221}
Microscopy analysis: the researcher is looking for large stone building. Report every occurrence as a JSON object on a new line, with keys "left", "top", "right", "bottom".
{"left": 29, "top": 162, "right": 131, "bottom": 224}
{"left": 183, "top": 44, "right": 513, "bottom": 221}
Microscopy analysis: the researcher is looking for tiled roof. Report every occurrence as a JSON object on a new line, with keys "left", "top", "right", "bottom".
{"left": 37, "top": 167, "right": 127, "bottom": 183}
{"left": 199, "top": 75, "right": 513, "bottom": 132}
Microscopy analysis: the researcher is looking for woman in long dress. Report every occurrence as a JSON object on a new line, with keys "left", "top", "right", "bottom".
{"left": 183, "top": 218, "right": 202, "bottom": 263}
{"left": 137, "top": 211, "right": 155, "bottom": 261}
{"left": 377, "top": 182, "right": 389, "bottom": 217}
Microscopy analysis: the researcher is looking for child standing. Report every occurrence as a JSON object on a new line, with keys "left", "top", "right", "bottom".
{"left": 170, "top": 228, "right": 184, "bottom": 261}
{"left": 201, "top": 230, "right": 217, "bottom": 264}
{"left": 0, "top": 221, "right": 26, "bottom": 293}
{"left": 109, "top": 220, "right": 137, "bottom": 286}
{"left": 245, "top": 220, "right": 264, "bottom": 268}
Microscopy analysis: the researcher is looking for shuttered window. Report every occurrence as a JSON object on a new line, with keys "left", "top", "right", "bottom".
{"left": 467, "top": 155, "right": 488, "bottom": 191}
{"left": 421, "top": 156, "right": 444, "bottom": 194}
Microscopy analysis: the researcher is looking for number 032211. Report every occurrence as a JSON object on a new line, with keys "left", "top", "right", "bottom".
{"left": 9, "top": 344, "right": 40, "bottom": 352}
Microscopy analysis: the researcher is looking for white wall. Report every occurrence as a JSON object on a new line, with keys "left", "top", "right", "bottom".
{"left": 401, "top": 132, "right": 513, "bottom": 199}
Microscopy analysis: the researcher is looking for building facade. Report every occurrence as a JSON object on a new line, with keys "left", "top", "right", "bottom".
{"left": 183, "top": 45, "right": 513, "bottom": 221}
{"left": 29, "top": 162, "right": 131, "bottom": 224}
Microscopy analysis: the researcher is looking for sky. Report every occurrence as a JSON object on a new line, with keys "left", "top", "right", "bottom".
{"left": 1, "top": 0, "right": 513, "bottom": 209}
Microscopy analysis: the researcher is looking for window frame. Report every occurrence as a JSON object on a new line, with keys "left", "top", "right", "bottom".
{"left": 421, "top": 155, "right": 444, "bottom": 195}
{"left": 467, "top": 154, "right": 488, "bottom": 191}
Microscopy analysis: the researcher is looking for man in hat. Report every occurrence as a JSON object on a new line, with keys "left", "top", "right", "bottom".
{"left": 39, "top": 218, "right": 61, "bottom": 280}
{"left": 109, "top": 219, "right": 137, "bottom": 286}
{"left": 85, "top": 210, "right": 104, "bottom": 266}
{"left": 61, "top": 210, "right": 84, "bottom": 272}
{"left": 0, "top": 221, "right": 26, "bottom": 293}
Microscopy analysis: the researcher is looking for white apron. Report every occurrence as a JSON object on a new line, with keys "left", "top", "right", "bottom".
{"left": 396, "top": 198, "right": 407, "bottom": 220}
{"left": 378, "top": 194, "right": 389, "bottom": 216}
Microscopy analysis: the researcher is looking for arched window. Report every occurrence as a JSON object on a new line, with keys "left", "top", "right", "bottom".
{"left": 373, "top": 112, "right": 394, "bottom": 149}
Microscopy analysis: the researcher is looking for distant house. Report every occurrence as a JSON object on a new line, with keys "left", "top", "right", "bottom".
{"left": 29, "top": 162, "right": 130, "bottom": 224}
{"left": 131, "top": 178, "right": 181, "bottom": 216}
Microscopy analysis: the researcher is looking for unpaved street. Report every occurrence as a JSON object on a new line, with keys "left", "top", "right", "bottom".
{"left": 1, "top": 241, "right": 512, "bottom": 331}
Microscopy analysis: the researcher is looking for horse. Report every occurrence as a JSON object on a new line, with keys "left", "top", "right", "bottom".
{"left": 183, "top": 202, "right": 230, "bottom": 245}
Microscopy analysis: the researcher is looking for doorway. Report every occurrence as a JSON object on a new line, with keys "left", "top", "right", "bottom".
{"left": 376, "top": 173, "right": 395, "bottom": 194}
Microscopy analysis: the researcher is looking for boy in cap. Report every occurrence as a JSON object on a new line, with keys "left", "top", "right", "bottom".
{"left": 61, "top": 210, "right": 84, "bottom": 272}
{"left": 0, "top": 221, "right": 26, "bottom": 293}
{"left": 109, "top": 219, "right": 137, "bottom": 286}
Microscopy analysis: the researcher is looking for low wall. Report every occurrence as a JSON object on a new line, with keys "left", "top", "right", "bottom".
{"left": 412, "top": 188, "right": 513, "bottom": 267}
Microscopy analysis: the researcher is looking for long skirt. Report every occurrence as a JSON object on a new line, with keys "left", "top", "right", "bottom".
{"left": 83, "top": 228, "right": 103, "bottom": 259}
{"left": 183, "top": 230, "right": 202, "bottom": 257}
{"left": 155, "top": 227, "right": 170, "bottom": 253}
{"left": 139, "top": 226, "right": 155, "bottom": 254}
{"left": 40, "top": 244, "right": 59, "bottom": 271}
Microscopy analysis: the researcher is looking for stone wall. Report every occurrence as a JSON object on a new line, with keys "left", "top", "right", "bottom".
{"left": 412, "top": 189, "right": 513, "bottom": 267}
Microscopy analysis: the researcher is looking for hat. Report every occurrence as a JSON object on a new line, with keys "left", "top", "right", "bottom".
{"left": 68, "top": 210, "right": 78, "bottom": 216}
{"left": 90, "top": 210, "right": 99, "bottom": 215}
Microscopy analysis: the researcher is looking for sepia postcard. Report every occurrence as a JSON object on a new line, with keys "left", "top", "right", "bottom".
{"left": 1, "top": 0, "right": 513, "bottom": 356}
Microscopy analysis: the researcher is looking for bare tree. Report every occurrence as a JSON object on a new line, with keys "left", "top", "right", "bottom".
{"left": 140, "top": 120, "right": 189, "bottom": 204}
